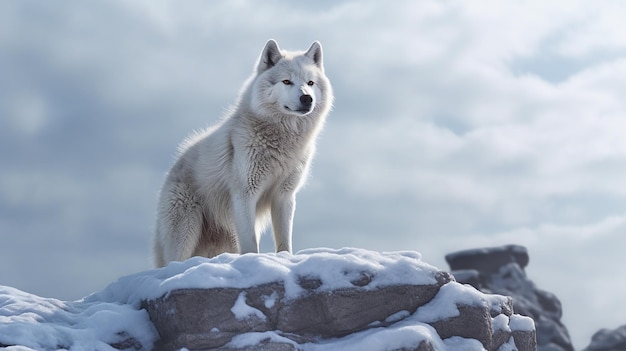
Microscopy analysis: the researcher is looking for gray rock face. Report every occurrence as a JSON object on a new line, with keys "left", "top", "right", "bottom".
{"left": 582, "top": 324, "right": 626, "bottom": 351}
{"left": 143, "top": 279, "right": 449, "bottom": 350}
{"left": 144, "top": 284, "right": 536, "bottom": 351}
{"left": 446, "top": 244, "right": 573, "bottom": 351}
{"left": 143, "top": 250, "right": 537, "bottom": 351}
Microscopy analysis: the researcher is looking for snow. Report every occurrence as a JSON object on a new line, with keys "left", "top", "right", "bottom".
{"left": 385, "top": 310, "right": 411, "bottom": 324}
{"left": 496, "top": 338, "right": 520, "bottom": 351}
{"left": 413, "top": 281, "right": 511, "bottom": 323}
{"left": 86, "top": 248, "right": 439, "bottom": 307}
{"left": 0, "top": 286, "right": 157, "bottom": 351}
{"left": 0, "top": 248, "right": 530, "bottom": 350}
{"left": 492, "top": 314, "right": 511, "bottom": 332}
{"left": 231, "top": 292, "right": 266, "bottom": 321}
{"left": 509, "top": 314, "right": 535, "bottom": 332}
{"left": 263, "top": 291, "right": 279, "bottom": 309}
{"left": 302, "top": 323, "right": 447, "bottom": 351}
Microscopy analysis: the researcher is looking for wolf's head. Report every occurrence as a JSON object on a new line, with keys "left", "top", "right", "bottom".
{"left": 248, "top": 40, "right": 332, "bottom": 118}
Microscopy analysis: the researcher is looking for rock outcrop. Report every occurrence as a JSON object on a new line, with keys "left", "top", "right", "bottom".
{"left": 143, "top": 248, "right": 536, "bottom": 350}
{"left": 446, "top": 245, "right": 573, "bottom": 351}
{"left": 0, "top": 248, "right": 539, "bottom": 351}
{"left": 582, "top": 324, "right": 626, "bottom": 351}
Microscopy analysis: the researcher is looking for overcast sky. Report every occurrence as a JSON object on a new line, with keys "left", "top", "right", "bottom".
{"left": 1, "top": 1, "right": 625, "bottom": 348}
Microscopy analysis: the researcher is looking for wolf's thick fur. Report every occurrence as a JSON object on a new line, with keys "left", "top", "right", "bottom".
{"left": 153, "top": 40, "right": 333, "bottom": 267}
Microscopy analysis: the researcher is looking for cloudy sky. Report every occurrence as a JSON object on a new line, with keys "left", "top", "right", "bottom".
{"left": 1, "top": 0, "right": 625, "bottom": 348}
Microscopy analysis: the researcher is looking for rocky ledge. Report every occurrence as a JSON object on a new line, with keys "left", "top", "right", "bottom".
{"left": 582, "top": 324, "right": 626, "bottom": 351}
{"left": 446, "top": 245, "right": 573, "bottom": 351}
{"left": 142, "top": 248, "right": 536, "bottom": 350}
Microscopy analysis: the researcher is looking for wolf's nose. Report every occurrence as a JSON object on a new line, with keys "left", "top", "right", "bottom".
{"left": 300, "top": 94, "right": 313, "bottom": 106}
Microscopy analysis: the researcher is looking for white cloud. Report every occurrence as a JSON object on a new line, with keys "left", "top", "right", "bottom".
{"left": 554, "top": 2, "right": 626, "bottom": 57}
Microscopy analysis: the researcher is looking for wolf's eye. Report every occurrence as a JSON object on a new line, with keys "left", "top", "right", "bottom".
{"left": 307, "top": 81, "right": 315, "bottom": 86}
{"left": 282, "top": 79, "right": 292, "bottom": 85}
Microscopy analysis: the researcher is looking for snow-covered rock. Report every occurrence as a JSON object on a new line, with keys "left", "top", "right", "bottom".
{"left": 0, "top": 248, "right": 537, "bottom": 351}
{"left": 446, "top": 245, "right": 573, "bottom": 351}
{"left": 0, "top": 285, "right": 156, "bottom": 350}
{"left": 141, "top": 248, "right": 535, "bottom": 350}
{"left": 582, "top": 324, "right": 626, "bottom": 351}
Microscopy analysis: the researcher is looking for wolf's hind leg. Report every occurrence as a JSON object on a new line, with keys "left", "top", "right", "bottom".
{"left": 160, "top": 182, "right": 203, "bottom": 263}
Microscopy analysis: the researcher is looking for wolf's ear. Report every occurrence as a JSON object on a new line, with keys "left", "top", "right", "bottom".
{"left": 257, "top": 39, "right": 283, "bottom": 73}
{"left": 305, "top": 41, "right": 323, "bottom": 70}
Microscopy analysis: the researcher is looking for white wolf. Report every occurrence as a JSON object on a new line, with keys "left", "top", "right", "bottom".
{"left": 153, "top": 40, "right": 333, "bottom": 267}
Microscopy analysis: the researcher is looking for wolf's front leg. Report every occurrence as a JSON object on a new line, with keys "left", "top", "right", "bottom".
{"left": 271, "top": 194, "right": 295, "bottom": 253}
{"left": 232, "top": 193, "right": 259, "bottom": 253}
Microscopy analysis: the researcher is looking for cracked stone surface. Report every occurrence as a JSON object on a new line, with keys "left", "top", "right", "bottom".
{"left": 143, "top": 251, "right": 536, "bottom": 351}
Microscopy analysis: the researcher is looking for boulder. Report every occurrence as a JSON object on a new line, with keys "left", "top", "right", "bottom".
{"left": 143, "top": 276, "right": 450, "bottom": 350}
{"left": 582, "top": 324, "right": 626, "bottom": 351}
{"left": 446, "top": 245, "right": 573, "bottom": 351}
{"left": 143, "top": 249, "right": 537, "bottom": 351}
